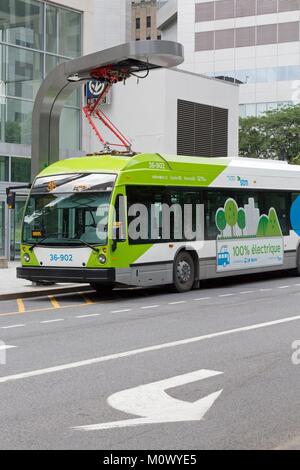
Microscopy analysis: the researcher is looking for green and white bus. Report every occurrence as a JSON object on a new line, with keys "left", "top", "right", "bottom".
{"left": 17, "top": 153, "right": 300, "bottom": 293}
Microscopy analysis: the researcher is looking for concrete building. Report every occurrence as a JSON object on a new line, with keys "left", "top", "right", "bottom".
{"left": 0, "top": 0, "right": 131, "bottom": 261}
{"left": 157, "top": 0, "right": 300, "bottom": 117}
{"left": 131, "top": 0, "right": 161, "bottom": 41}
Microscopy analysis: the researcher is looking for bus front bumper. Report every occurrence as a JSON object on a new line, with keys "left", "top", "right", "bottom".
{"left": 17, "top": 267, "right": 115, "bottom": 284}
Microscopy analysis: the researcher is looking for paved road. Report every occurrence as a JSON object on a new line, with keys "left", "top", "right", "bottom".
{"left": 1, "top": 271, "right": 300, "bottom": 449}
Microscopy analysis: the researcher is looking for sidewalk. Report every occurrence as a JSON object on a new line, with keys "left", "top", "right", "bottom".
{"left": 0, "top": 262, "right": 91, "bottom": 300}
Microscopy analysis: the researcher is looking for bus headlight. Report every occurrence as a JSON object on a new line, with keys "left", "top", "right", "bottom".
{"left": 98, "top": 254, "right": 107, "bottom": 265}
{"left": 24, "top": 253, "right": 31, "bottom": 263}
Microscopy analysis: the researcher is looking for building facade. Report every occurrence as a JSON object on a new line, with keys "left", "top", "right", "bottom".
{"left": 132, "top": 0, "right": 161, "bottom": 41}
{"left": 89, "top": 67, "right": 239, "bottom": 161}
{"left": 157, "top": 0, "right": 300, "bottom": 117}
{"left": 0, "top": 0, "right": 131, "bottom": 261}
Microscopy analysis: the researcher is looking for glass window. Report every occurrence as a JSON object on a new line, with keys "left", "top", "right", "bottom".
{"left": 46, "top": 4, "right": 58, "bottom": 54}
{"left": 23, "top": 192, "right": 112, "bottom": 246}
{"left": 236, "top": 0, "right": 256, "bottom": 17}
{"left": 146, "top": 16, "right": 151, "bottom": 28}
{"left": 127, "top": 186, "right": 167, "bottom": 243}
{"left": 169, "top": 189, "right": 202, "bottom": 241}
{"left": 257, "top": 0, "right": 278, "bottom": 15}
{"left": 262, "top": 192, "right": 289, "bottom": 235}
{"left": 239, "top": 104, "right": 246, "bottom": 118}
{"left": 0, "top": 156, "right": 9, "bottom": 181}
{"left": 59, "top": 8, "right": 81, "bottom": 58}
{"left": 60, "top": 107, "right": 80, "bottom": 151}
{"left": 215, "top": 0, "right": 235, "bottom": 20}
{"left": 267, "top": 102, "right": 278, "bottom": 111}
{"left": 136, "top": 18, "right": 141, "bottom": 29}
{"left": 1, "top": 98, "right": 33, "bottom": 145}
{"left": 45, "top": 54, "right": 61, "bottom": 75}
{"left": 10, "top": 199, "right": 27, "bottom": 260}
{"left": 127, "top": 186, "right": 203, "bottom": 243}
{"left": 0, "top": 45, "right": 43, "bottom": 100}
{"left": 205, "top": 190, "right": 260, "bottom": 240}
{"left": 195, "top": 31, "right": 214, "bottom": 51}
{"left": 195, "top": 2, "right": 215, "bottom": 22}
{"left": 256, "top": 68, "right": 269, "bottom": 83}
{"left": 245, "top": 104, "right": 256, "bottom": 117}
{"left": 11, "top": 157, "right": 31, "bottom": 182}
{"left": 257, "top": 103, "right": 268, "bottom": 115}
{"left": 235, "top": 69, "right": 256, "bottom": 84}
{"left": 0, "top": 0, "right": 44, "bottom": 50}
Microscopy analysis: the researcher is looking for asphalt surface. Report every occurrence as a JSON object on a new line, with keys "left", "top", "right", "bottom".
{"left": 1, "top": 271, "right": 300, "bottom": 449}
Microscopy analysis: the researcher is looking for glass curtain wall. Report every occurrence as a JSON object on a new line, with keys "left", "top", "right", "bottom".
{"left": 0, "top": 0, "right": 82, "bottom": 151}
{"left": 0, "top": 0, "right": 82, "bottom": 260}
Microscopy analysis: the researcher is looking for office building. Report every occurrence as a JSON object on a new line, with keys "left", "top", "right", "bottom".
{"left": 157, "top": 0, "right": 300, "bottom": 116}
{"left": 132, "top": 0, "right": 161, "bottom": 41}
{"left": 0, "top": 0, "right": 131, "bottom": 261}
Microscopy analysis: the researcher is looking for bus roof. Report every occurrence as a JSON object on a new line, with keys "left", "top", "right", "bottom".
{"left": 38, "top": 153, "right": 230, "bottom": 176}
{"left": 37, "top": 153, "right": 300, "bottom": 191}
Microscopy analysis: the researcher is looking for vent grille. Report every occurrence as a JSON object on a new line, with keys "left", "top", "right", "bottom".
{"left": 177, "top": 100, "right": 228, "bottom": 158}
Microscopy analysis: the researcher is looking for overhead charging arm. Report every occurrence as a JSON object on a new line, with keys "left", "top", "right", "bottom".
{"left": 31, "top": 40, "right": 184, "bottom": 179}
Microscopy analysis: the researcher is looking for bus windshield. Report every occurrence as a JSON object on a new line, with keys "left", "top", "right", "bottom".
{"left": 22, "top": 173, "right": 116, "bottom": 246}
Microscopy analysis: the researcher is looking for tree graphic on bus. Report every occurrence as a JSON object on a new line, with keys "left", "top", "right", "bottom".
{"left": 215, "top": 197, "right": 282, "bottom": 240}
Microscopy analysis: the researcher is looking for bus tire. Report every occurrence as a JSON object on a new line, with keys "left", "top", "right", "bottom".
{"left": 173, "top": 251, "right": 195, "bottom": 293}
{"left": 90, "top": 283, "right": 115, "bottom": 295}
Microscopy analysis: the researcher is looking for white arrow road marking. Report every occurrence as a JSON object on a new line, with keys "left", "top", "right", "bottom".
{"left": 74, "top": 369, "right": 223, "bottom": 431}
{"left": 0, "top": 345, "right": 16, "bottom": 351}
{"left": 0, "top": 345, "right": 16, "bottom": 365}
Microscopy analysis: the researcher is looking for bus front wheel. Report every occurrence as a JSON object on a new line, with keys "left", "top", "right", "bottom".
{"left": 173, "top": 251, "right": 195, "bottom": 293}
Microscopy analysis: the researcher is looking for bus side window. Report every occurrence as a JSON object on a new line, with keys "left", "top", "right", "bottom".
{"left": 262, "top": 192, "right": 289, "bottom": 236}
{"left": 205, "top": 190, "right": 229, "bottom": 240}
{"left": 168, "top": 189, "right": 202, "bottom": 241}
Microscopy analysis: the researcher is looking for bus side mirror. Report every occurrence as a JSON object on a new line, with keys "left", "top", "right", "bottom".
{"left": 6, "top": 191, "right": 16, "bottom": 210}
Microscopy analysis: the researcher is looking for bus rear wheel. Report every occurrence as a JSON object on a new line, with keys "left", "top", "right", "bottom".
{"left": 90, "top": 283, "right": 115, "bottom": 295}
{"left": 173, "top": 251, "right": 195, "bottom": 293}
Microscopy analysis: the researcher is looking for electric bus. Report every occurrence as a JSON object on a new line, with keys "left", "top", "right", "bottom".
{"left": 16, "top": 153, "right": 300, "bottom": 293}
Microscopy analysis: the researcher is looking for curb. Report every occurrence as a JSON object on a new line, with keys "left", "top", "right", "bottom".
{"left": 0, "top": 285, "right": 93, "bottom": 301}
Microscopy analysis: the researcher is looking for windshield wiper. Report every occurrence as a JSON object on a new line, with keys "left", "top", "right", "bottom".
{"left": 29, "top": 234, "right": 100, "bottom": 253}
{"left": 66, "top": 238, "right": 100, "bottom": 253}
{"left": 29, "top": 232, "right": 66, "bottom": 251}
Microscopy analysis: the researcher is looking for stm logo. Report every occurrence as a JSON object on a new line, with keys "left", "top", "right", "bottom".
{"left": 227, "top": 175, "right": 249, "bottom": 187}
{"left": 237, "top": 176, "right": 249, "bottom": 187}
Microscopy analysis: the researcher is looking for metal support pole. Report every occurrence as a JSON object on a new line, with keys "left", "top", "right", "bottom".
{"left": 31, "top": 40, "right": 184, "bottom": 179}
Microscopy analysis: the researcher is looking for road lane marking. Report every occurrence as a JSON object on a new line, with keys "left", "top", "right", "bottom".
{"left": 141, "top": 305, "right": 159, "bottom": 310}
{"left": 111, "top": 308, "right": 132, "bottom": 314}
{"left": 240, "top": 291, "right": 254, "bottom": 294}
{"left": 75, "top": 369, "right": 223, "bottom": 431}
{"left": 0, "top": 302, "right": 96, "bottom": 318}
{"left": 2, "top": 312, "right": 300, "bottom": 384}
{"left": 1, "top": 324, "right": 25, "bottom": 329}
{"left": 82, "top": 294, "right": 94, "bottom": 305}
{"left": 278, "top": 286, "right": 290, "bottom": 289}
{"left": 41, "top": 319, "right": 64, "bottom": 324}
{"left": 168, "top": 301, "right": 187, "bottom": 305}
{"left": 260, "top": 288, "right": 272, "bottom": 292}
{"left": 48, "top": 295, "right": 60, "bottom": 309}
{"left": 218, "top": 294, "right": 234, "bottom": 298}
{"left": 0, "top": 345, "right": 16, "bottom": 351}
{"left": 16, "top": 299, "right": 25, "bottom": 314}
{"left": 77, "top": 314, "right": 100, "bottom": 319}
{"left": 194, "top": 297, "right": 211, "bottom": 301}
